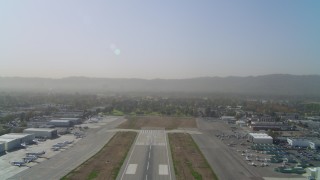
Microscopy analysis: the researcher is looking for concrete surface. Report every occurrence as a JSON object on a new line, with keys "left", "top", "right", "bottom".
{"left": 6, "top": 116, "right": 125, "bottom": 180}
{"left": 117, "top": 129, "right": 174, "bottom": 180}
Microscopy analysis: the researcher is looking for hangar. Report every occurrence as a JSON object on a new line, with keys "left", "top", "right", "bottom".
{"left": 248, "top": 133, "right": 273, "bottom": 144}
{"left": 0, "top": 141, "right": 5, "bottom": 154}
{"left": 48, "top": 120, "right": 72, "bottom": 127}
{"left": 23, "top": 128, "right": 58, "bottom": 139}
{"left": 0, "top": 133, "right": 35, "bottom": 151}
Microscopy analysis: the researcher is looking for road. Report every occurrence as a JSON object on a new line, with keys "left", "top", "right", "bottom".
{"left": 193, "top": 118, "right": 263, "bottom": 180}
{"left": 118, "top": 129, "right": 174, "bottom": 180}
{"left": 8, "top": 117, "right": 125, "bottom": 180}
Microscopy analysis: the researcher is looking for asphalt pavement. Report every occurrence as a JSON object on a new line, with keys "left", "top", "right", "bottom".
{"left": 118, "top": 129, "right": 173, "bottom": 180}
{"left": 8, "top": 117, "right": 125, "bottom": 180}
{"left": 193, "top": 118, "right": 264, "bottom": 180}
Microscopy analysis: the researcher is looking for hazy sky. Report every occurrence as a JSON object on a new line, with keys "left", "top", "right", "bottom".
{"left": 1, "top": 0, "right": 319, "bottom": 79}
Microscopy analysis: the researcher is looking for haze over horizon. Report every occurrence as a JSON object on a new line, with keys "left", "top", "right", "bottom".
{"left": 1, "top": 0, "right": 319, "bottom": 79}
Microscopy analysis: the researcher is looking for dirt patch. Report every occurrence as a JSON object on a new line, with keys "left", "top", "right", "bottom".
{"left": 118, "top": 116, "right": 197, "bottom": 130}
{"left": 169, "top": 133, "right": 217, "bottom": 180}
{"left": 63, "top": 131, "right": 137, "bottom": 180}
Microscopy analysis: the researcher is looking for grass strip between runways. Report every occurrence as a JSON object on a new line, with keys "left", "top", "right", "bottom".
{"left": 169, "top": 133, "right": 218, "bottom": 180}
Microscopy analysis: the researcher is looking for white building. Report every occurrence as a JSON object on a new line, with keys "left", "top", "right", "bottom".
{"left": 0, "top": 133, "right": 35, "bottom": 151}
{"left": 248, "top": 133, "right": 273, "bottom": 144}
{"left": 48, "top": 120, "right": 72, "bottom": 127}
{"left": 221, "top": 116, "right": 236, "bottom": 124}
{"left": 59, "top": 118, "right": 81, "bottom": 124}
{"left": 309, "top": 140, "right": 320, "bottom": 150}
{"left": 23, "top": 128, "right": 58, "bottom": 139}
{"left": 0, "top": 138, "right": 19, "bottom": 151}
{"left": 307, "top": 167, "right": 320, "bottom": 180}
{"left": 287, "top": 138, "right": 310, "bottom": 147}
{"left": 236, "top": 120, "right": 246, "bottom": 127}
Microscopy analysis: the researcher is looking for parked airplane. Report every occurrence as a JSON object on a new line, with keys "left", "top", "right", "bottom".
{"left": 23, "top": 155, "right": 38, "bottom": 163}
{"left": 32, "top": 139, "right": 40, "bottom": 144}
{"left": 51, "top": 147, "right": 60, "bottom": 151}
{"left": 21, "top": 142, "right": 27, "bottom": 148}
{"left": 63, "top": 140, "right": 74, "bottom": 144}
{"left": 248, "top": 162, "right": 257, "bottom": 166}
{"left": 53, "top": 142, "right": 67, "bottom": 148}
{"left": 10, "top": 161, "right": 26, "bottom": 167}
{"left": 260, "top": 162, "right": 269, "bottom": 167}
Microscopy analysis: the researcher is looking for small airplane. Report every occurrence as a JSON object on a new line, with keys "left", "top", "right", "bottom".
{"left": 32, "top": 139, "right": 40, "bottom": 144}
{"left": 26, "top": 151, "right": 45, "bottom": 156}
{"left": 260, "top": 162, "right": 269, "bottom": 167}
{"left": 245, "top": 156, "right": 252, "bottom": 161}
{"left": 21, "top": 143, "right": 28, "bottom": 148}
{"left": 63, "top": 140, "right": 74, "bottom": 144}
{"left": 248, "top": 162, "right": 257, "bottom": 166}
{"left": 10, "top": 161, "right": 26, "bottom": 167}
{"left": 23, "top": 155, "right": 38, "bottom": 163}
{"left": 53, "top": 142, "right": 67, "bottom": 148}
{"left": 51, "top": 147, "right": 60, "bottom": 151}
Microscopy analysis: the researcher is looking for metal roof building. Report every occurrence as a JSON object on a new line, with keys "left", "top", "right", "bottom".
{"left": 0, "top": 141, "right": 5, "bottom": 154}
{"left": 23, "top": 128, "right": 58, "bottom": 139}
{"left": 59, "top": 118, "right": 81, "bottom": 124}
{"left": 248, "top": 133, "right": 273, "bottom": 144}
{"left": 0, "top": 133, "right": 35, "bottom": 151}
{"left": 0, "top": 138, "right": 20, "bottom": 151}
{"left": 48, "top": 120, "right": 72, "bottom": 127}
{"left": 287, "top": 138, "right": 310, "bottom": 147}
{"left": 0, "top": 133, "right": 35, "bottom": 144}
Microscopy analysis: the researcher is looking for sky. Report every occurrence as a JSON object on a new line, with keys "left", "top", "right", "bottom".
{"left": 0, "top": 0, "right": 319, "bottom": 79}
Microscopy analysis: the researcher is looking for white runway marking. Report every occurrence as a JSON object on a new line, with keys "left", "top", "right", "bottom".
{"left": 159, "top": 164, "right": 169, "bottom": 175}
{"left": 135, "top": 130, "right": 166, "bottom": 146}
{"left": 125, "top": 164, "right": 138, "bottom": 174}
{"left": 120, "top": 132, "right": 142, "bottom": 180}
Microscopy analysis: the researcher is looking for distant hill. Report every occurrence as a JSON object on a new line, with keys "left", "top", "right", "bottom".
{"left": 0, "top": 74, "right": 320, "bottom": 96}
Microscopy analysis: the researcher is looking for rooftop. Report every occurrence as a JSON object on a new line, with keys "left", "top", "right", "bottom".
{"left": 0, "top": 133, "right": 33, "bottom": 139}
{"left": 24, "top": 128, "right": 56, "bottom": 132}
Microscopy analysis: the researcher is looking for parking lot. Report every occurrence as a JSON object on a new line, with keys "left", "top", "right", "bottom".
{"left": 196, "top": 118, "right": 308, "bottom": 179}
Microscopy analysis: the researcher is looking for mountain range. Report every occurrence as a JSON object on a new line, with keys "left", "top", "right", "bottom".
{"left": 0, "top": 74, "right": 320, "bottom": 96}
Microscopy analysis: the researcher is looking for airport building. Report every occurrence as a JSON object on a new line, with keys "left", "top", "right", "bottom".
{"left": 248, "top": 133, "right": 273, "bottom": 144}
{"left": 309, "top": 140, "right": 320, "bottom": 150}
{"left": 0, "top": 138, "right": 19, "bottom": 151}
{"left": 287, "top": 138, "right": 310, "bottom": 147}
{"left": 221, "top": 116, "right": 236, "bottom": 124}
{"left": 0, "top": 141, "right": 5, "bottom": 154}
{"left": 1, "top": 133, "right": 35, "bottom": 144}
{"left": 23, "top": 128, "right": 58, "bottom": 139}
{"left": 307, "top": 167, "right": 320, "bottom": 180}
{"left": 59, "top": 118, "right": 81, "bottom": 125}
{"left": 236, "top": 120, "right": 246, "bottom": 127}
{"left": 0, "top": 133, "right": 35, "bottom": 151}
{"left": 48, "top": 119, "right": 72, "bottom": 127}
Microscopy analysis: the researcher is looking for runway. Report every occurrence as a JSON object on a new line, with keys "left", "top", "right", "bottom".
{"left": 118, "top": 129, "right": 173, "bottom": 180}
{"left": 193, "top": 118, "right": 263, "bottom": 180}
